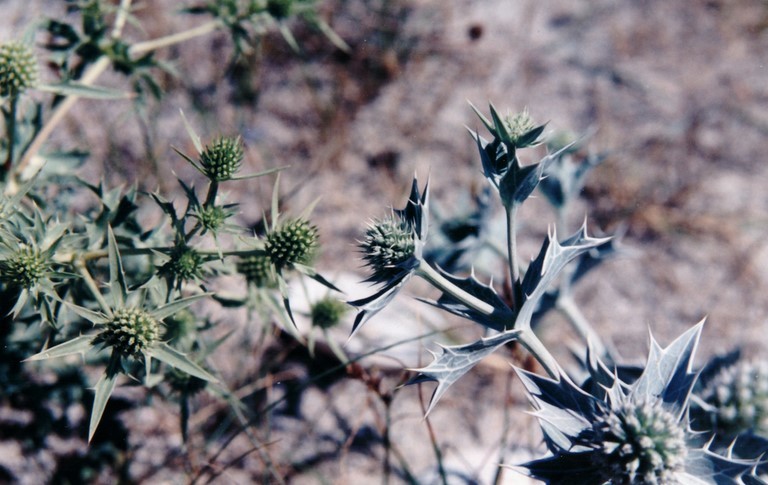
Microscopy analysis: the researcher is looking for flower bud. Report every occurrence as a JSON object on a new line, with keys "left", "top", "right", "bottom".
{"left": 237, "top": 253, "right": 276, "bottom": 288}
{"left": 265, "top": 219, "right": 318, "bottom": 270}
{"left": 0, "top": 41, "right": 39, "bottom": 97}
{"left": 100, "top": 308, "right": 161, "bottom": 358}
{"left": 199, "top": 137, "right": 244, "bottom": 182}
{"left": 310, "top": 297, "right": 347, "bottom": 329}
{"left": 359, "top": 217, "right": 415, "bottom": 282}
{"left": 1, "top": 245, "right": 48, "bottom": 289}
{"left": 161, "top": 246, "right": 204, "bottom": 282}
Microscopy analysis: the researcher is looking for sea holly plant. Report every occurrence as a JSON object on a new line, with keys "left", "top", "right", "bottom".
{"left": 24, "top": 227, "right": 218, "bottom": 442}
{"left": 349, "top": 104, "right": 768, "bottom": 482}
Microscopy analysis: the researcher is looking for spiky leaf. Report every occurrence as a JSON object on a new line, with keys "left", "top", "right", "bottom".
{"left": 409, "top": 329, "right": 521, "bottom": 414}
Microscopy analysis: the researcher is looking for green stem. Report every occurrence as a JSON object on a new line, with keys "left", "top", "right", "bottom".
{"left": 129, "top": 20, "right": 222, "bottom": 56}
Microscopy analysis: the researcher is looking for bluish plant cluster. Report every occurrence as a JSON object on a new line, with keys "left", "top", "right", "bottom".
{"left": 350, "top": 104, "right": 768, "bottom": 483}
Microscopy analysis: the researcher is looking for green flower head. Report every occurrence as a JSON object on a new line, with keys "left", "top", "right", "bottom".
{"left": 359, "top": 216, "right": 416, "bottom": 284}
{"left": 237, "top": 253, "right": 277, "bottom": 288}
{"left": 310, "top": 296, "right": 347, "bottom": 329}
{"left": 0, "top": 41, "right": 39, "bottom": 97}
{"left": 199, "top": 136, "right": 244, "bottom": 182}
{"left": 0, "top": 244, "right": 49, "bottom": 290}
{"left": 265, "top": 218, "right": 318, "bottom": 271}
{"left": 161, "top": 245, "right": 205, "bottom": 283}
{"left": 97, "top": 307, "right": 161, "bottom": 359}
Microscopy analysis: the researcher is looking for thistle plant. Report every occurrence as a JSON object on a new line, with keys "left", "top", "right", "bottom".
{"left": 25, "top": 228, "right": 217, "bottom": 442}
{"left": 349, "top": 104, "right": 768, "bottom": 482}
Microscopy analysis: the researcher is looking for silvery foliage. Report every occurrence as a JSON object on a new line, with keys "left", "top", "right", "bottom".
{"left": 351, "top": 103, "right": 767, "bottom": 483}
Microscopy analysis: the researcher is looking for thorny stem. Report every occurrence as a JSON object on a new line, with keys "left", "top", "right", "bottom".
{"left": 418, "top": 259, "right": 559, "bottom": 377}
{"left": 517, "top": 330, "right": 559, "bottom": 379}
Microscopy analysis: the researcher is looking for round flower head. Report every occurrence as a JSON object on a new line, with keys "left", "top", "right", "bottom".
{"left": 310, "top": 297, "right": 347, "bottom": 329}
{"left": 197, "top": 205, "right": 227, "bottom": 232}
{"left": 98, "top": 307, "right": 161, "bottom": 359}
{"left": 0, "top": 41, "right": 39, "bottom": 97}
{"left": 237, "top": 253, "right": 277, "bottom": 288}
{"left": 265, "top": 218, "right": 318, "bottom": 271}
{"left": 700, "top": 360, "right": 768, "bottom": 437}
{"left": 199, "top": 136, "right": 244, "bottom": 182}
{"left": 592, "top": 398, "right": 687, "bottom": 484}
{"left": 0, "top": 245, "right": 49, "bottom": 290}
{"left": 359, "top": 216, "right": 415, "bottom": 283}
{"left": 161, "top": 245, "right": 204, "bottom": 283}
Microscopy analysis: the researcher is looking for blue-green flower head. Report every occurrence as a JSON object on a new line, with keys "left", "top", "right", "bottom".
{"left": 591, "top": 398, "right": 686, "bottom": 484}
{"left": 700, "top": 360, "right": 768, "bottom": 438}
{"left": 348, "top": 176, "right": 429, "bottom": 336}
{"left": 360, "top": 216, "right": 416, "bottom": 283}
{"left": 518, "top": 322, "right": 763, "bottom": 484}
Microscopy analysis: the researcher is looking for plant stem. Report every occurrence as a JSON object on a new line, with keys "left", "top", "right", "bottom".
{"left": 417, "top": 260, "right": 511, "bottom": 323}
{"left": 129, "top": 20, "right": 222, "bottom": 56}
{"left": 506, "top": 204, "right": 520, "bottom": 284}
{"left": 517, "top": 330, "right": 559, "bottom": 379}
{"left": 3, "top": 94, "right": 18, "bottom": 178}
